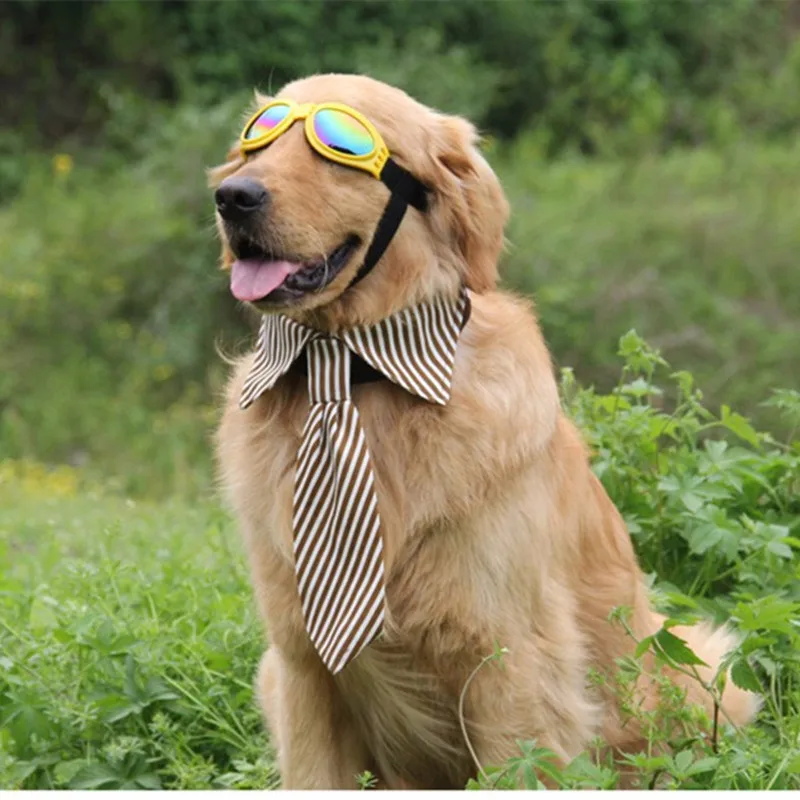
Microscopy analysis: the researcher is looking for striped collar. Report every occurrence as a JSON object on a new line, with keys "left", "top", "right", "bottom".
{"left": 240, "top": 287, "right": 471, "bottom": 408}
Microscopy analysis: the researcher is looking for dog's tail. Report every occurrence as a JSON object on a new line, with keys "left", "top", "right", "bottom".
{"left": 664, "top": 621, "right": 762, "bottom": 728}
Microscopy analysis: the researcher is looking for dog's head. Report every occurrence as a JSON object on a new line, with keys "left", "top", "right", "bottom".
{"left": 210, "top": 74, "right": 509, "bottom": 329}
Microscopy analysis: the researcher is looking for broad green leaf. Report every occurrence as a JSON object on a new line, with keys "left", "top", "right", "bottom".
{"left": 734, "top": 598, "right": 799, "bottom": 634}
{"left": 687, "top": 523, "right": 724, "bottom": 554}
{"left": 654, "top": 628, "right": 708, "bottom": 666}
{"left": 535, "top": 756, "right": 565, "bottom": 785}
{"left": 4, "top": 701, "right": 51, "bottom": 743}
{"left": 634, "top": 635, "right": 654, "bottom": 658}
{"left": 101, "top": 699, "right": 142, "bottom": 724}
{"left": 766, "top": 540, "right": 793, "bottom": 559}
{"left": 754, "top": 654, "right": 779, "bottom": 676}
{"left": 635, "top": 755, "right": 670, "bottom": 771}
{"left": 520, "top": 761, "right": 541, "bottom": 790}
{"left": 720, "top": 405, "right": 761, "bottom": 448}
{"left": 671, "top": 370, "right": 694, "bottom": 396}
{"left": 696, "top": 483, "right": 733, "bottom": 500}
{"left": 674, "top": 749, "right": 694, "bottom": 773}
{"left": 704, "top": 439, "right": 728, "bottom": 461}
{"left": 54, "top": 759, "right": 88, "bottom": 786}
{"left": 28, "top": 595, "right": 58, "bottom": 633}
{"left": 69, "top": 762, "right": 121, "bottom": 790}
{"left": 681, "top": 491, "right": 704, "bottom": 513}
{"left": 741, "top": 635, "right": 774, "bottom": 655}
{"left": 9, "top": 760, "right": 39, "bottom": 784}
{"left": 134, "top": 772, "right": 163, "bottom": 790}
{"left": 143, "top": 676, "right": 179, "bottom": 703}
{"left": 730, "top": 657, "right": 762, "bottom": 693}
{"left": 658, "top": 475, "right": 681, "bottom": 493}
{"left": 621, "top": 378, "right": 663, "bottom": 398}
{"left": 686, "top": 757, "right": 719, "bottom": 776}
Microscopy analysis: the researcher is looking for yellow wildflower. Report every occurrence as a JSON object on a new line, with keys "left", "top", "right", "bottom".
{"left": 52, "top": 153, "right": 74, "bottom": 177}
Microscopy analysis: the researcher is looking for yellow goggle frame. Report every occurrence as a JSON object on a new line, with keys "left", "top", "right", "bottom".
{"left": 239, "top": 100, "right": 390, "bottom": 180}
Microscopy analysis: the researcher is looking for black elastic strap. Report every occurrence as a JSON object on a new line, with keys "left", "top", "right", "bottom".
{"left": 348, "top": 158, "right": 428, "bottom": 289}
{"left": 290, "top": 349, "right": 384, "bottom": 385}
{"left": 351, "top": 190, "right": 410, "bottom": 286}
{"left": 380, "top": 159, "right": 428, "bottom": 212}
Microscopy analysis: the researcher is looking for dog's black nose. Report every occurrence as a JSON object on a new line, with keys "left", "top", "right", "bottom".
{"left": 215, "top": 177, "right": 269, "bottom": 221}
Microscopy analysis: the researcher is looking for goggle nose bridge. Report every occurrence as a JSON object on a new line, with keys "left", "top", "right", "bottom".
{"left": 293, "top": 103, "right": 316, "bottom": 119}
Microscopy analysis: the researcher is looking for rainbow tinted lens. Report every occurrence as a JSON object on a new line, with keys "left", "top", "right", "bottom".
{"left": 244, "top": 103, "right": 291, "bottom": 142}
{"left": 312, "top": 109, "right": 374, "bottom": 157}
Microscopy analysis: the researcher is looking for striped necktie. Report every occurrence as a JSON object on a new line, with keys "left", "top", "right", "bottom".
{"left": 239, "top": 287, "right": 470, "bottom": 673}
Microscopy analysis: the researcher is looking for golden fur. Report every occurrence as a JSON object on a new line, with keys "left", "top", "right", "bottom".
{"left": 213, "top": 74, "right": 758, "bottom": 789}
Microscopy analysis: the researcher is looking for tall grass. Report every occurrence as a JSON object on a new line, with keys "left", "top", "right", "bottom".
{"left": 500, "top": 137, "right": 800, "bottom": 421}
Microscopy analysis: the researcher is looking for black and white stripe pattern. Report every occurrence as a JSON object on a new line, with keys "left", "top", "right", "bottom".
{"left": 341, "top": 291, "right": 467, "bottom": 405}
{"left": 239, "top": 287, "right": 469, "bottom": 672}
{"left": 240, "top": 315, "right": 315, "bottom": 408}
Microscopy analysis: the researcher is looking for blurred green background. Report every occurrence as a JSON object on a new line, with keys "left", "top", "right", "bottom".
{"left": 1, "top": 0, "right": 799, "bottom": 498}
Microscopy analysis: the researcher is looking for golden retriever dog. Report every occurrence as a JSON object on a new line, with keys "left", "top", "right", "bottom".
{"left": 212, "top": 74, "right": 758, "bottom": 789}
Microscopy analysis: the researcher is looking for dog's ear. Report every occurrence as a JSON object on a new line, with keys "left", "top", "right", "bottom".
{"left": 426, "top": 116, "right": 509, "bottom": 293}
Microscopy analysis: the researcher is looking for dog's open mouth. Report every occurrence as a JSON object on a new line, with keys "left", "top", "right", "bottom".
{"left": 229, "top": 236, "right": 360, "bottom": 304}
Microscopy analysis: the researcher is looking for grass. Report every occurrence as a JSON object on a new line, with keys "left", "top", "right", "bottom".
{"left": 499, "top": 138, "right": 800, "bottom": 425}
{"left": 0, "top": 473, "right": 277, "bottom": 789}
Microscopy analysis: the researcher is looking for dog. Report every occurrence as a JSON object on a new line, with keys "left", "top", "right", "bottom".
{"left": 211, "top": 73, "right": 758, "bottom": 789}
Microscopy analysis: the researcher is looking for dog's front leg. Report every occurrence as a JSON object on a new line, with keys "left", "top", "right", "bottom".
{"left": 256, "top": 647, "right": 370, "bottom": 789}
{"left": 457, "top": 616, "right": 598, "bottom": 786}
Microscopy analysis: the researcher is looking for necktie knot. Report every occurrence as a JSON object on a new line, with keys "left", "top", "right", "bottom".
{"left": 306, "top": 337, "right": 352, "bottom": 403}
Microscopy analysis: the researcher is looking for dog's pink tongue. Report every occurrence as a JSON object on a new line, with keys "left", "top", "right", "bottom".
{"left": 230, "top": 258, "right": 303, "bottom": 302}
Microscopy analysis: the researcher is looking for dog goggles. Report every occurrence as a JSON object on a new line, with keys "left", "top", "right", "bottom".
{"left": 239, "top": 99, "right": 429, "bottom": 288}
